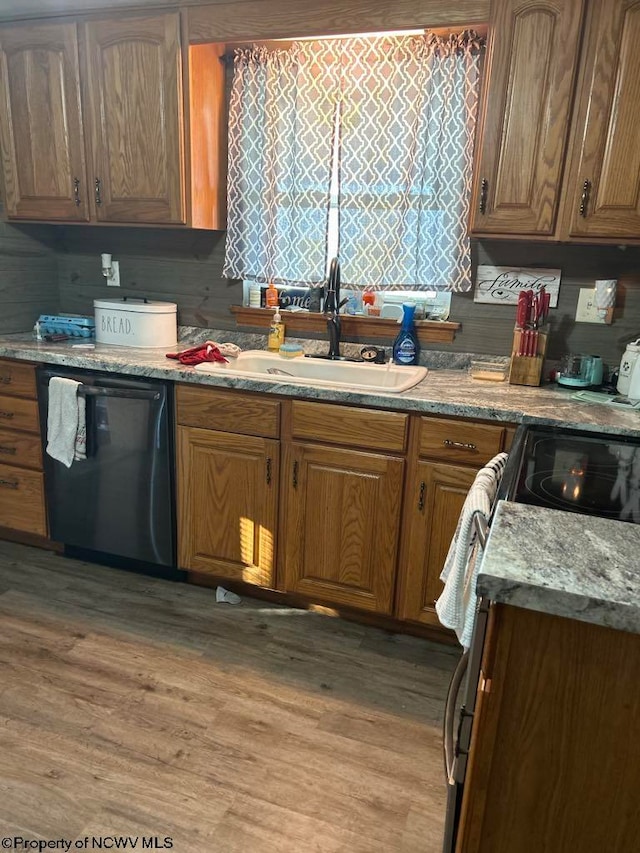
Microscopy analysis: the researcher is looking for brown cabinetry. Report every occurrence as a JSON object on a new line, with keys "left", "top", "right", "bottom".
{"left": 456, "top": 605, "right": 640, "bottom": 852}
{"left": 177, "top": 424, "right": 279, "bottom": 587}
{"left": 82, "top": 14, "right": 185, "bottom": 224}
{"left": 396, "top": 419, "right": 508, "bottom": 626}
{"left": 472, "top": 0, "right": 640, "bottom": 243}
{"left": 0, "top": 22, "right": 89, "bottom": 221}
{"left": 562, "top": 0, "right": 640, "bottom": 240}
{"left": 0, "top": 14, "right": 225, "bottom": 228}
{"left": 176, "top": 383, "right": 513, "bottom": 628}
{"left": 280, "top": 442, "right": 404, "bottom": 614}
{"left": 0, "top": 359, "right": 47, "bottom": 538}
{"left": 176, "top": 385, "right": 280, "bottom": 586}
{"left": 281, "top": 400, "right": 406, "bottom": 614}
{"left": 470, "top": 0, "right": 585, "bottom": 237}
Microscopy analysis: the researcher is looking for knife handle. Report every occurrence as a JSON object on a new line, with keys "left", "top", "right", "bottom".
{"left": 516, "top": 293, "right": 528, "bottom": 328}
{"left": 520, "top": 330, "right": 527, "bottom": 357}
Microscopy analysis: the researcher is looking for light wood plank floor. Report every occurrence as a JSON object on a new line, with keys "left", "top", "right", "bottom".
{"left": 0, "top": 541, "right": 459, "bottom": 852}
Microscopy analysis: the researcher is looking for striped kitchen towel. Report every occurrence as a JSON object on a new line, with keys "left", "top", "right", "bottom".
{"left": 436, "top": 452, "right": 508, "bottom": 649}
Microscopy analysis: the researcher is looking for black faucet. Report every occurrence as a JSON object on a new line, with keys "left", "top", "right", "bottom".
{"left": 324, "top": 256, "right": 345, "bottom": 359}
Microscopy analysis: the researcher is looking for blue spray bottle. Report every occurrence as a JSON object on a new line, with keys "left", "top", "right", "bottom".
{"left": 392, "top": 303, "right": 420, "bottom": 365}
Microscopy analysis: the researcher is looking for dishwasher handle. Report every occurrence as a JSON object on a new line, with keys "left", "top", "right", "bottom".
{"left": 44, "top": 379, "right": 160, "bottom": 401}
{"left": 78, "top": 386, "right": 161, "bottom": 401}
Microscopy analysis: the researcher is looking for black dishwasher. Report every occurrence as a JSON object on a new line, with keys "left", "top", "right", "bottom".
{"left": 38, "top": 366, "right": 177, "bottom": 574}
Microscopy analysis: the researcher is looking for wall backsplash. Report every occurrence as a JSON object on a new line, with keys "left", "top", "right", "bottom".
{"left": 0, "top": 220, "right": 58, "bottom": 333}
{"left": 465, "top": 240, "right": 640, "bottom": 372}
{"left": 54, "top": 225, "right": 242, "bottom": 332}
{"left": 0, "top": 222, "right": 620, "bottom": 374}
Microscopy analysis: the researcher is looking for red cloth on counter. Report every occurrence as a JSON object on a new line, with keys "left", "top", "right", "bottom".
{"left": 166, "top": 342, "right": 228, "bottom": 365}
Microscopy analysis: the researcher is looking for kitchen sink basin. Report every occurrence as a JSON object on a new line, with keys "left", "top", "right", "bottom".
{"left": 193, "top": 351, "right": 427, "bottom": 393}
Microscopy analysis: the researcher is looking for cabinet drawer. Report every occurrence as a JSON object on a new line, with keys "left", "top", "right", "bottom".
{"left": 0, "top": 394, "right": 40, "bottom": 434}
{"left": 291, "top": 400, "right": 408, "bottom": 453}
{"left": 176, "top": 385, "right": 280, "bottom": 438}
{"left": 0, "top": 428, "right": 42, "bottom": 470}
{"left": 0, "top": 463, "right": 46, "bottom": 536}
{"left": 418, "top": 417, "right": 505, "bottom": 464}
{"left": 0, "top": 360, "right": 37, "bottom": 398}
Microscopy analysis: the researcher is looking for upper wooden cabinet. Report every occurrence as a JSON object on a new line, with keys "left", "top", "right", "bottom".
{"left": 472, "top": 0, "right": 640, "bottom": 243}
{"left": 0, "top": 14, "right": 225, "bottom": 228}
{"left": 82, "top": 14, "right": 185, "bottom": 224}
{"left": 469, "top": 0, "right": 586, "bottom": 236}
{"left": 0, "top": 22, "right": 89, "bottom": 221}
{"left": 562, "top": 0, "right": 640, "bottom": 240}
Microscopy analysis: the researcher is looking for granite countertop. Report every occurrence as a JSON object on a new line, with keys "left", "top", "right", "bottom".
{"left": 1, "top": 331, "right": 640, "bottom": 436}
{"left": 478, "top": 502, "right": 640, "bottom": 634}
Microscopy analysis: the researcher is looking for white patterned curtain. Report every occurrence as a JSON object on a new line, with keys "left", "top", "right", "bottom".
{"left": 224, "top": 33, "right": 483, "bottom": 291}
{"left": 337, "top": 33, "right": 483, "bottom": 291}
{"left": 223, "top": 43, "right": 340, "bottom": 285}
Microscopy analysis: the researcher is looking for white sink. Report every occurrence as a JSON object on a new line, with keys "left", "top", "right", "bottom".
{"left": 193, "top": 351, "right": 427, "bottom": 393}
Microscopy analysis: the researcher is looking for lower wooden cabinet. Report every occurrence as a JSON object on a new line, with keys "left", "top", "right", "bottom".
{"left": 280, "top": 442, "right": 404, "bottom": 614}
{"left": 396, "top": 461, "right": 477, "bottom": 625}
{"left": 177, "top": 425, "right": 279, "bottom": 586}
{"left": 396, "top": 417, "right": 510, "bottom": 627}
{"left": 457, "top": 605, "right": 640, "bottom": 852}
{"left": 0, "top": 359, "right": 47, "bottom": 539}
{"left": 176, "top": 383, "right": 514, "bottom": 629}
{"left": 0, "top": 462, "right": 46, "bottom": 536}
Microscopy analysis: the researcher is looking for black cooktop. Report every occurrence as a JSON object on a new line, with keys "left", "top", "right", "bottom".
{"left": 499, "top": 425, "right": 640, "bottom": 524}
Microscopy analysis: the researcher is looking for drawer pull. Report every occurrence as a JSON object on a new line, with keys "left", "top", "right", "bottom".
{"left": 0, "top": 445, "right": 17, "bottom": 455}
{"left": 73, "top": 176, "right": 81, "bottom": 206}
{"left": 0, "top": 375, "right": 11, "bottom": 384}
{"left": 0, "top": 478, "right": 18, "bottom": 489}
{"left": 579, "top": 179, "right": 591, "bottom": 217}
{"left": 418, "top": 480, "right": 426, "bottom": 511}
{"left": 266, "top": 457, "right": 272, "bottom": 485}
{"left": 0, "top": 411, "right": 15, "bottom": 420}
{"left": 95, "top": 177, "right": 102, "bottom": 206}
{"left": 443, "top": 439, "right": 477, "bottom": 452}
{"left": 292, "top": 460, "right": 299, "bottom": 489}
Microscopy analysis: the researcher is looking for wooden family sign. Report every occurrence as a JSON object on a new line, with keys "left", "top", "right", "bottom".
{"left": 473, "top": 266, "right": 561, "bottom": 306}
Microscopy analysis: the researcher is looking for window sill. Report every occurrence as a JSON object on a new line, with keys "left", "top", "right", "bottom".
{"left": 230, "top": 306, "right": 460, "bottom": 344}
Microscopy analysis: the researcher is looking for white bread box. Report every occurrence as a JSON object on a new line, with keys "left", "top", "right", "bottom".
{"left": 94, "top": 297, "right": 177, "bottom": 348}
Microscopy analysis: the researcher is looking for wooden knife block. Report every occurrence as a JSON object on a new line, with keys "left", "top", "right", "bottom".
{"left": 509, "top": 329, "right": 548, "bottom": 386}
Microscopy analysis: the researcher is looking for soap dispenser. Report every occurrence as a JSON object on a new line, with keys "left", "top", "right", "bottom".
{"left": 268, "top": 309, "right": 285, "bottom": 352}
{"left": 393, "top": 303, "right": 420, "bottom": 365}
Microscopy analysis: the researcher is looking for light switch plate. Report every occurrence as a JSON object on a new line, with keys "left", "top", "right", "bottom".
{"left": 575, "top": 287, "right": 607, "bottom": 323}
{"left": 106, "top": 260, "right": 120, "bottom": 287}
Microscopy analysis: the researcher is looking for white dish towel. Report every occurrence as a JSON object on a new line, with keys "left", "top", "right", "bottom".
{"left": 46, "top": 377, "right": 86, "bottom": 467}
{"left": 435, "top": 452, "right": 508, "bottom": 649}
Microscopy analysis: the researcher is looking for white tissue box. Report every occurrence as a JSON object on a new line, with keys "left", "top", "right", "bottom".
{"left": 94, "top": 298, "right": 177, "bottom": 348}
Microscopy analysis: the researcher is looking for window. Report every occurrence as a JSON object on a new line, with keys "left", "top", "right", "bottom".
{"left": 223, "top": 32, "right": 484, "bottom": 292}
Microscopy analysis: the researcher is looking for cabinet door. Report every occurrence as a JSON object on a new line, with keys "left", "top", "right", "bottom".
{"left": 82, "top": 14, "right": 185, "bottom": 224}
{"left": 469, "top": 0, "right": 584, "bottom": 236}
{"left": 281, "top": 443, "right": 404, "bottom": 614}
{"left": 457, "top": 606, "right": 640, "bottom": 853}
{"left": 0, "top": 463, "right": 46, "bottom": 536}
{"left": 396, "top": 461, "right": 477, "bottom": 626}
{"left": 177, "top": 426, "right": 279, "bottom": 587}
{"left": 564, "top": 0, "right": 640, "bottom": 239}
{"left": 0, "top": 22, "right": 89, "bottom": 221}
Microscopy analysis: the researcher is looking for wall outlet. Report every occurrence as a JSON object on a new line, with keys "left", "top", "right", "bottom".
{"left": 575, "top": 287, "right": 607, "bottom": 323}
{"left": 106, "top": 260, "right": 120, "bottom": 287}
